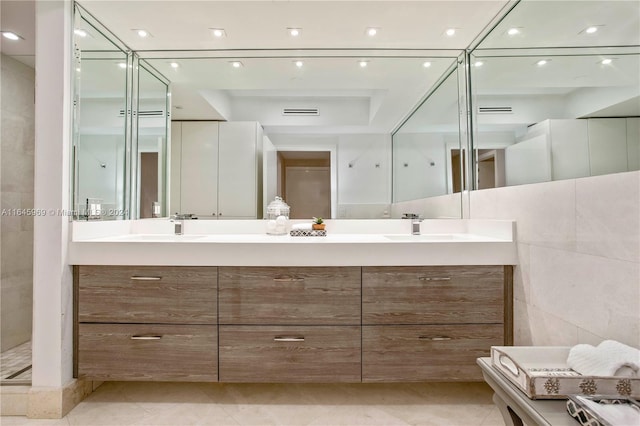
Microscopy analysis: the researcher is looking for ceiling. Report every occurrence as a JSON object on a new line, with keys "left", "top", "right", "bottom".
{"left": 0, "top": 0, "right": 35, "bottom": 67}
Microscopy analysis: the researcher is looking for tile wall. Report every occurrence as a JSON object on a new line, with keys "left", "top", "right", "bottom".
{"left": 470, "top": 171, "right": 640, "bottom": 347}
{"left": 1, "top": 54, "right": 35, "bottom": 351}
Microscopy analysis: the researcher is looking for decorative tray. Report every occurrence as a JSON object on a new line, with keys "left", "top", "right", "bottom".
{"left": 491, "top": 346, "right": 640, "bottom": 400}
{"left": 289, "top": 229, "right": 326, "bottom": 237}
{"left": 566, "top": 395, "right": 640, "bottom": 426}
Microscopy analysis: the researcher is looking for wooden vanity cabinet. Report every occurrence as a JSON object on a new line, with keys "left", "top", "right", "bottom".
{"left": 218, "top": 266, "right": 362, "bottom": 382}
{"left": 361, "top": 266, "right": 512, "bottom": 382}
{"left": 74, "top": 266, "right": 218, "bottom": 382}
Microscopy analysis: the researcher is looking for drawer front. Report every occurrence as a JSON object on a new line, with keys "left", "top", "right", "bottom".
{"left": 362, "top": 266, "right": 504, "bottom": 325}
{"left": 78, "top": 266, "right": 217, "bottom": 324}
{"left": 78, "top": 324, "right": 217, "bottom": 382}
{"left": 219, "top": 326, "right": 361, "bottom": 382}
{"left": 218, "top": 267, "right": 360, "bottom": 325}
{"left": 362, "top": 324, "right": 504, "bottom": 382}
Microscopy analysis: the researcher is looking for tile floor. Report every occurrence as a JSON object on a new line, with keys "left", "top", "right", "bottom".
{"left": 1, "top": 341, "right": 32, "bottom": 385}
{"left": 1, "top": 381, "right": 505, "bottom": 425}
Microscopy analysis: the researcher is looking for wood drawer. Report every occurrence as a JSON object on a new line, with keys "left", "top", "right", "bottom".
{"left": 362, "top": 266, "right": 505, "bottom": 325}
{"left": 77, "top": 324, "right": 217, "bottom": 382}
{"left": 362, "top": 324, "right": 503, "bottom": 382}
{"left": 219, "top": 325, "right": 361, "bottom": 382}
{"left": 218, "top": 267, "right": 360, "bottom": 325}
{"left": 77, "top": 266, "right": 217, "bottom": 324}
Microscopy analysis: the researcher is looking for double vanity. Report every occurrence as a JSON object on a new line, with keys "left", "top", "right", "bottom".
{"left": 70, "top": 219, "right": 517, "bottom": 383}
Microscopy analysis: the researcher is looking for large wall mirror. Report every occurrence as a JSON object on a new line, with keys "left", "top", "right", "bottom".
{"left": 470, "top": 0, "right": 640, "bottom": 190}
{"left": 72, "top": 0, "right": 508, "bottom": 220}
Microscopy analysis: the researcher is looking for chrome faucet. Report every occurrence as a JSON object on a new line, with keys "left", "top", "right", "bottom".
{"left": 170, "top": 213, "right": 193, "bottom": 235}
{"left": 402, "top": 213, "right": 423, "bottom": 235}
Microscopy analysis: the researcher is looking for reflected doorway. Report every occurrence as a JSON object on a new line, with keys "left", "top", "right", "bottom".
{"left": 278, "top": 151, "right": 331, "bottom": 219}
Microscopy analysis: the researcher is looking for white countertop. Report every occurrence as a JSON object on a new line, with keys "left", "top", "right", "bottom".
{"left": 68, "top": 219, "right": 517, "bottom": 266}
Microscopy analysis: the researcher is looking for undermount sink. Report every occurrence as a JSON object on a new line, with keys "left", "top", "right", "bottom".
{"left": 383, "top": 234, "right": 458, "bottom": 242}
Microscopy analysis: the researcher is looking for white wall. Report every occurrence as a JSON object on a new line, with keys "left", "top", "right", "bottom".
{"left": 32, "top": 0, "right": 74, "bottom": 392}
{"left": 392, "top": 133, "right": 448, "bottom": 202}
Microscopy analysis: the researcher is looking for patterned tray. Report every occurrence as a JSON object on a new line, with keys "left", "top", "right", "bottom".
{"left": 289, "top": 229, "right": 326, "bottom": 237}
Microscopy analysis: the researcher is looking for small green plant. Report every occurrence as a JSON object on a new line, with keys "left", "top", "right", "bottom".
{"left": 312, "top": 217, "right": 324, "bottom": 224}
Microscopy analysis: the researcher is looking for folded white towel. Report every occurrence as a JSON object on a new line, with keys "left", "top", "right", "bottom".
{"left": 567, "top": 340, "right": 640, "bottom": 377}
{"left": 291, "top": 223, "right": 312, "bottom": 230}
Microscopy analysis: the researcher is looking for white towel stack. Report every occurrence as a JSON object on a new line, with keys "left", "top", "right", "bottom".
{"left": 567, "top": 340, "right": 640, "bottom": 377}
{"left": 291, "top": 223, "right": 312, "bottom": 231}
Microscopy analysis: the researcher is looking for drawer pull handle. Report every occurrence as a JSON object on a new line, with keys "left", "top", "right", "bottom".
{"left": 418, "top": 336, "right": 452, "bottom": 341}
{"left": 130, "top": 335, "right": 162, "bottom": 340}
{"left": 418, "top": 277, "right": 451, "bottom": 282}
{"left": 130, "top": 276, "right": 162, "bottom": 281}
{"left": 273, "top": 336, "right": 305, "bottom": 342}
{"left": 273, "top": 276, "right": 305, "bottom": 282}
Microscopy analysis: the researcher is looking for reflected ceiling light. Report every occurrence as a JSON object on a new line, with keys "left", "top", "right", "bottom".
{"left": 601, "top": 58, "right": 613, "bottom": 65}
{"left": 76, "top": 67, "right": 81, "bottom": 72}
{"left": 536, "top": 59, "right": 548, "bottom": 66}
{"left": 474, "top": 61, "right": 484, "bottom": 67}
{"left": 359, "top": 60, "right": 369, "bottom": 68}
{"left": 210, "top": 28, "right": 226, "bottom": 38}
{"left": 294, "top": 60, "right": 304, "bottom": 68}
{"left": 118, "top": 62, "right": 127, "bottom": 69}
{"left": 170, "top": 62, "right": 180, "bottom": 69}
{"left": 422, "top": 61, "right": 432, "bottom": 68}
{"left": 230, "top": 61, "right": 243, "bottom": 68}
{"left": 445, "top": 28, "right": 456, "bottom": 36}
{"left": 366, "top": 27, "right": 379, "bottom": 37}
{"left": 74, "top": 29, "right": 88, "bottom": 37}
{"left": 136, "top": 29, "right": 149, "bottom": 38}
{"left": 585, "top": 26, "right": 599, "bottom": 34}
{"left": 507, "top": 28, "right": 520, "bottom": 36}
{"left": 288, "top": 28, "right": 302, "bottom": 37}
{"left": 1, "top": 31, "right": 21, "bottom": 41}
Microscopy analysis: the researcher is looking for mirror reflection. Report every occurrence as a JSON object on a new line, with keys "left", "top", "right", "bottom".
{"left": 135, "top": 65, "right": 168, "bottom": 218}
{"left": 470, "top": 0, "right": 640, "bottom": 190}
{"left": 73, "top": 9, "right": 128, "bottom": 219}
{"left": 392, "top": 62, "right": 462, "bottom": 204}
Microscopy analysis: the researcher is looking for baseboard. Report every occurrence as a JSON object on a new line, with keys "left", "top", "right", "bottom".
{"left": 0, "top": 385, "right": 30, "bottom": 416}
{"left": 27, "top": 379, "right": 94, "bottom": 419}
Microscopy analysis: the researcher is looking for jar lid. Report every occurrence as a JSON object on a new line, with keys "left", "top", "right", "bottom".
{"left": 266, "top": 196, "right": 290, "bottom": 214}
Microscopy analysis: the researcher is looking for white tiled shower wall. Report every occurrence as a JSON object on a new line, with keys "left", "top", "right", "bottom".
{"left": 470, "top": 171, "right": 640, "bottom": 347}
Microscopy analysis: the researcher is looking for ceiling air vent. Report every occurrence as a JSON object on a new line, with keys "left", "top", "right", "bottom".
{"left": 118, "top": 109, "right": 165, "bottom": 117}
{"left": 282, "top": 108, "right": 320, "bottom": 116}
{"left": 477, "top": 106, "right": 513, "bottom": 114}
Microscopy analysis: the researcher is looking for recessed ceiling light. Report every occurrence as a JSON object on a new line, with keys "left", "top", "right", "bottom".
{"left": 507, "top": 28, "right": 520, "bottom": 36}
{"left": 118, "top": 62, "right": 127, "bottom": 69}
{"left": 211, "top": 28, "right": 226, "bottom": 38}
{"left": 294, "top": 60, "right": 304, "bottom": 68}
{"left": 1, "top": 31, "right": 21, "bottom": 41}
{"left": 366, "top": 27, "right": 378, "bottom": 37}
{"left": 76, "top": 67, "right": 81, "bottom": 72}
{"left": 536, "top": 59, "right": 548, "bottom": 66}
{"left": 359, "top": 60, "right": 369, "bottom": 68}
{"left": 585, "top": 26, "right": 599, "bottom": 34}
{"left": 136, "top": 29, "right": 149, "bottom": 38}
{"left": 422, "top": 61, "right": 432, "bottom": 68}
{"left": 601, "top": 58, "right": 613, "bottom": 65}
{"left": 288, "top": 28, "right": 302, "bottom": 37}
{"left": 474, "top": 61, "right": 484, "bottom": 67}
{"left": 170, "top": 62, "right": 180, "bottom": 69}
{"left": 445, "top": 28, "right": 456, "bottom": 37}
{"left": 230, "top": 61, "right": 243, "bottom": 68}
{"left": 74, "top": 29, "right": 88, "bottom": 37}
